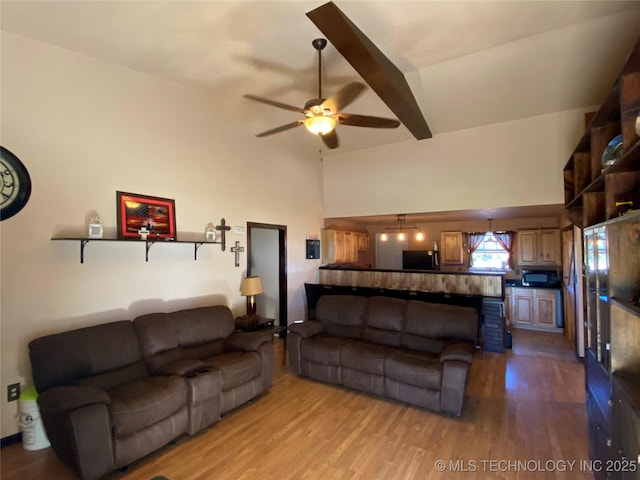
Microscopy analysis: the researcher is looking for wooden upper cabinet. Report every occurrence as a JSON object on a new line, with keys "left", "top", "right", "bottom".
{"left": 539, "top": 230, "right": 560, "bottom": 264}
{"left": 321, "top": 229, "right": 369, "bottom": 263}
{"left": 518, "top": 231, "right": 537, "bottom": 264}
{"left": 517, "top": 229, "right": 561, "bottom": 266}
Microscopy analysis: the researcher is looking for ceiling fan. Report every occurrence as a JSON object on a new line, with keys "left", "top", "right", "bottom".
{"left": 244, "top": 38, "right": 401, "bottom": 150}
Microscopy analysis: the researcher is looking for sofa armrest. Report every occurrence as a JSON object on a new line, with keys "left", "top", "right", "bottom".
{"left": 224, "top": 331, "right": 271, "bottom": 352}
{"left": 439, "top": 342, "right": 475, "bottom": 364}
{"left": 39, "top": 386, "right": 115, "bottom": 480}
{"left": 156, "top": 358, "right": 210, "bottom": 377}
{"left": 288, "top": 320, "right": 326, "bottom": 338}
{"left": 38, "top": 386, "right": 110, "bottom": 415}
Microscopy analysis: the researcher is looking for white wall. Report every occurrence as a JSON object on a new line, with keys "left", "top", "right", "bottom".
{"left": 322, "top": 107, "right": 589, "bottom": 218}
{"left": 0, "top": 32, "right": 324, "bottom": 436}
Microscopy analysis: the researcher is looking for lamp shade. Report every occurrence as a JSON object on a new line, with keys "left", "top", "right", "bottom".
{"left": 240, "top": 276, "right": 263, "bottom": 296}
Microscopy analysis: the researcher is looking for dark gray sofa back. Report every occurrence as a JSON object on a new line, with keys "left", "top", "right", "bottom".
{"left": 133, "top": 313, "right": 182, "bottom": 371}
{"left": 362, "top": 297, "right": 407, "bottom": 347}
{"left": 315, "top": 295, "right": 368, "bottom": 339}
{"left": 29, "top": 320, "right": 146, "bottom": 392}
{"left": 173, "top": 306, "right": 234, "bottom": 359}
{"left": 134, "top": 306, "right": 235, "bottom": 370}
{"left": 403, "top": 301, "right": 478, "bottom": 353}
{"left": 314, "top": 295, "right": 478, "bottom": 354}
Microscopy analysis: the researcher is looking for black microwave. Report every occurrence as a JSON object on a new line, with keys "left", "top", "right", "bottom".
{"left": 521, "top": 269, "right": 560, "bottom": 288}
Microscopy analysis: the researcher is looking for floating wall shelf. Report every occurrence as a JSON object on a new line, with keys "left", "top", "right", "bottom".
{"left": 52, "top": 218, "right": 229, "bottom": 263}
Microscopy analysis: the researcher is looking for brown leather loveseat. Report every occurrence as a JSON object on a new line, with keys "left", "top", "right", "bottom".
{"left": 28, "top": 305, "right": 273, "bottom": 480}
{"left": 287, "top": 295, "right": 478, "bottom": 416}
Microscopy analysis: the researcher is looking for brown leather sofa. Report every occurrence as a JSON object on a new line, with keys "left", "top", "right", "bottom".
{"left": 28, "top": 306, "right": 273, "bottom": 480}
{"left": 287, "top": 295, "right": 478, "bottom": 416}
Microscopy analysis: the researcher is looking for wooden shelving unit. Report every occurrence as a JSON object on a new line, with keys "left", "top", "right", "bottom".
{"left": 583, "top": 211, "right": 640, "bottom": 478}
{"left": 563, "top": 36, "right": 640, "bottom": 228}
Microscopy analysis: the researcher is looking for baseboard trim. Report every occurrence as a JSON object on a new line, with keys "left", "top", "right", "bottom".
{"left": 1, "top": 432, "right": 22, "bottom": 448}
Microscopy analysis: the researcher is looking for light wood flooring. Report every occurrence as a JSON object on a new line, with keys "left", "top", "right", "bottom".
{"left": 1, "top": 331, "right": 590, "bottom": 480}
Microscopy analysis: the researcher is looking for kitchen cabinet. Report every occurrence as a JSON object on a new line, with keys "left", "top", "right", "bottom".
{"left": 534, "top": 289, "right": 557, "bottom": 327}
{"left": 517, "top": 229, "right": 561, "bottom": 266}
{"left": 321, "top": 229, "right": 369, "bottom": 263}
{"left": 354, "top": 232, "right": 369, "bottom": 251}
{"left": 508, "top": 287, "right": 559, "bottom": 331}
{"left": 513, "top": 288, "right": 534, "bottom": 325}
{"left": 504, "top": 288, "right": 512, "bottom": 325}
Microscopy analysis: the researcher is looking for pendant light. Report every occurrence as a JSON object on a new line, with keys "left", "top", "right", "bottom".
{"left": 380, "top": 214, "right": 424, "bottom": 242}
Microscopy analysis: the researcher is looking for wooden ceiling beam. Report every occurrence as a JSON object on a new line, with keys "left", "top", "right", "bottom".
{"left": 307, "top": 1, "right": 432, "bottom": 140}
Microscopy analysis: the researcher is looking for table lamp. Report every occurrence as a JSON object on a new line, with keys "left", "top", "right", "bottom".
{"left": 240, "top": 276, "right": 263, "bottom": 316}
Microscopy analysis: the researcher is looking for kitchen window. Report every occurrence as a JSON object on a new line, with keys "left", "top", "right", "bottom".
{"left": 470, "top": 232, "right": 511, "bottom": 270}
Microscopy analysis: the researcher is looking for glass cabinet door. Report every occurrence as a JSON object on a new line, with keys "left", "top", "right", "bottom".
{"left": 584, "top": 229, "right": 598, "bottom": 358}
{"left": 594, "top": 226, "right": 610, "bottom": 370}
{"left": 584, "top": 225, "right": 611, "bottom": 369}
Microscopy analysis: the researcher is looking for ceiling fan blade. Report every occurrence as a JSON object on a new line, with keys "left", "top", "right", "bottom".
{"left": 255, "top": 121, "right": 303, "bottom": 138}
{"left": 244, "top": 94, "right": 305, "bottom": 113}
{"left": 307, "top": 2, "right": 432, "bottom": 140}
{"left": 337, "top": 113, "right": 400, "bottom": 129}
{"left": 322, "top": 82, "right": 366, "bottom": 114}
{"left": 321, "top": 129, "right": 339, "bottom": 149}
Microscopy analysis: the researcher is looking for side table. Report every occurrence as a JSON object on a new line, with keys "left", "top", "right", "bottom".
{"left": 235, "top": 317, "right": 288, "bottom": 365}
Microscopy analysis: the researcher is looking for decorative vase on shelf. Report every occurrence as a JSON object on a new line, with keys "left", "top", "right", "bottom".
{"left": 88, "top": 217, "right": 103, "bottom": 239}
{"left": 205, "top": 223, "right": 217, "bottom": 241}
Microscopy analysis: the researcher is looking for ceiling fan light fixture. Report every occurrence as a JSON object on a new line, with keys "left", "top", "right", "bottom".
{"left": 304, "top": 115, "right": 336, "bottom": 135}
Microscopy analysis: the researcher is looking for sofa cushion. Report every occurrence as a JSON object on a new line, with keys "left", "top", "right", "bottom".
{"left": 205, "top": 351, "right": 262, "bottom": 391}
{"left": 341, "top": 341, "right": 396, "bottom": 375}
{"left": 181, "top": 340, "right": 225, "bottom": 361}
{"left": 29, "top": 320, "right": 145, "bottom": 392}
{"left": 362, "top": 297, "right": 407, "bottom": 347}
{"left": 133, "top": 313, "right": 183, "bottom": 372}
{"left": 300, "top": 336, "right": 352, "bottom": 366}
{"left": 74, "top": 360, "right": 149, "bottom": 392}
{"left": 133, "top": 313, "right": 177, "bottom": 356}
{"left": 109, "top": 376, "right": 187, "bottom": 438}
{"left": 156, "top": 358, "right": 209, "bottom": 377}
{"left": 402, "top": 301, "right": 478, "bottom": 353}
{"left": 385, "top": 349, "right": 442, "bottom": 390}
{"left": 172, "top": 306, "right": 235, "bottom": 347}
{"left": 316, "top": 295, "right": 367, "bottom": 339}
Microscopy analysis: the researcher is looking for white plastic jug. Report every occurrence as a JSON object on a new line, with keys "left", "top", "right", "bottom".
{"left": 18, "top": 387, "right": 50, "bottom": 451}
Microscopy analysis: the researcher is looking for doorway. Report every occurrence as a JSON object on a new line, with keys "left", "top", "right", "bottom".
{"left": 246, "top": 222, "right": 287, "bottom": 328}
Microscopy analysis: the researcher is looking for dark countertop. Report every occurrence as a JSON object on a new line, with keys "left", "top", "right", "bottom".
{"left": 505, "top": 280, "right": 561, "bottom": 290}
{"left": 319, "top": 265, "right": 505, "bottom": 277}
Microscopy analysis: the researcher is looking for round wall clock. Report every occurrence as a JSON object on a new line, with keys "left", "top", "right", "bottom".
{"left": 1, "top": 146, "right": 32, "bottom": 221}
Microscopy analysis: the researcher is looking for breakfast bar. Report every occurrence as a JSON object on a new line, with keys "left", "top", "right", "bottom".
{"left": 318, "top": 266, "right": 505, "bottom": 299}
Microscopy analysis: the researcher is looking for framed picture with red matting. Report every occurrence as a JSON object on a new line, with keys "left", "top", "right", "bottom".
{"left": 116, "top": 191, "right": 176, "bottom": 239}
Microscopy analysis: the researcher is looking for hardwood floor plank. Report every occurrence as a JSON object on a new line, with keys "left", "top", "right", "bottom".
{"left": 0, "top": 332, "right": 592, "bottom": 480}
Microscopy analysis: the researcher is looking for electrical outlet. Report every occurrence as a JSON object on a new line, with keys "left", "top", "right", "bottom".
{"left": 7, "top": 383, "right": 20, "bottom": 402}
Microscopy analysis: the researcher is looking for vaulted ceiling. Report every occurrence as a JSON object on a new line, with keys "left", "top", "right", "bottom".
{"left": 2, "top": 0, "right": 640, "bottom": 156}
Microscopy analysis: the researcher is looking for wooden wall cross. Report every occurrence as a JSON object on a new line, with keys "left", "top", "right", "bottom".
{"left": 215, "top": 218, "right": 231, "bottom": 251}
{"left": 231, "top": 241, "right": 244, "bottom": 267}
